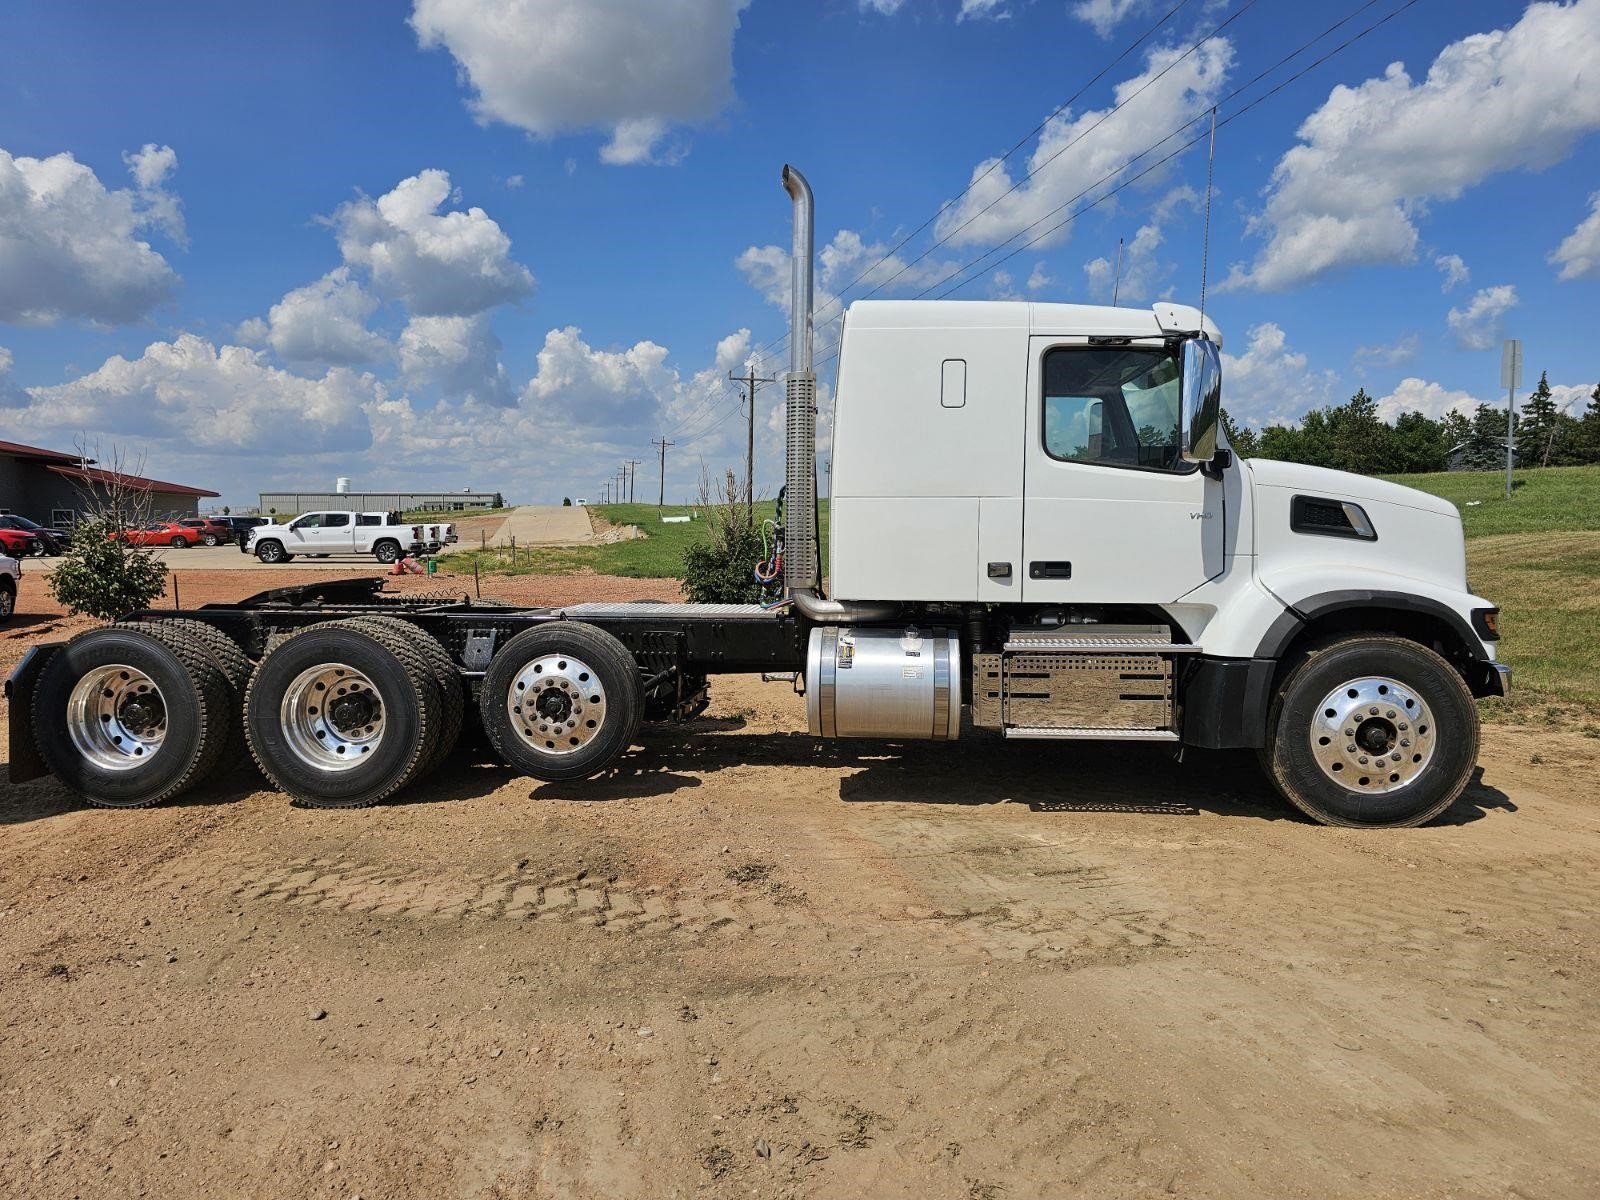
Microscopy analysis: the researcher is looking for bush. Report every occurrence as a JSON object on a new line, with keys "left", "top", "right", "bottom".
{"left": 681, "top": 468, "right": 765, "bottom": 604}
{"left": 47, "top": 517, "right": 168, "bottom": 620}
{"left": 682, "top": 522, "right": 766, "bottom": 604}
{"left": 562, "top": 496, "right": 572, "bottom": 506}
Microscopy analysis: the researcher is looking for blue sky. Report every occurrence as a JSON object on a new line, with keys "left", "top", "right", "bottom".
{"left": 2, "top": 0, "right": 1597, "bottom": 508}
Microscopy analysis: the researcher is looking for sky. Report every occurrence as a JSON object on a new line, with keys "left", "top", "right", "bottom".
{"left": 1, "top": 0, "right": 1597, "bottom": 510}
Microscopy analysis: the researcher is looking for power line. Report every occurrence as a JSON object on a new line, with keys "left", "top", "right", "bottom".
{"left": 927, "top": 0, "right": 1412, "bottom": 300}
{"left": 737, "top": 0, "right": 1203, "bottom": 371}
{"left": 729, "top": 366, "right": 777, "bottom": 523}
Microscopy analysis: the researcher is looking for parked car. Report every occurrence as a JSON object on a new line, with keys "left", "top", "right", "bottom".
{"left": 219, "top": 516, "right": 268, "bottom": 539}
{"left": 177, "top": 516, "right": 236, "bottom": 547}
{"left": 0, "top": 515, "right": 67, "bottom": 556}
{"left": 0, "top": 553, "right": 17, "bottom": 626}
{"left": 244, "top": 511, "right": 427, "bottom": 564}
{"left": 109, "top": 521, "right": 196, "bottom": 548}
{"left": 0, "top": 523, "right": 47, "bottom": 558}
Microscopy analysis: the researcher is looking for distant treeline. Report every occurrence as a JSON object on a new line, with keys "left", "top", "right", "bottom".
{"left": 1222, "top": 374, "right": 1600, "bottom": 474}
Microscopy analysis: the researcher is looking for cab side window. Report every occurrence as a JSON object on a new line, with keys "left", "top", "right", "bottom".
{"left": 1042, "top": 346, "right": 1186, "bottom": 472}
{"left": 323, "top": 513, "right": 352, "bottom": 527}
{"left": 291, "top": 514, "right": 323, "bottom": 529}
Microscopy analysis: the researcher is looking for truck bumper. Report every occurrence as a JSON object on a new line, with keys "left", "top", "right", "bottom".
{"left": 1487, "top": 661, "right": 1512, "bottom": 698}
{"left": 6, "top": 643, "right": 62, "bottom": 783}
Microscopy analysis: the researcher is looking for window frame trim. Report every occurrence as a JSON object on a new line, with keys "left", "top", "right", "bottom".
{"left": 1038, "top": 343, "right": 1199, "bottom": 477}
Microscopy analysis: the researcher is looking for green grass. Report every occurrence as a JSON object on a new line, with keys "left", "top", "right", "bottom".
{"left": 400, "top": 505, "right": 515, "bottom": 521}
{"left": 1374, "top": 467, "right": 1600, "bottom": 715}
{"left": 439, "top": 500, "right": 831, "bottom": 580}
{"left": 1377, "top": 464, "right": 1600, "bottom": 539}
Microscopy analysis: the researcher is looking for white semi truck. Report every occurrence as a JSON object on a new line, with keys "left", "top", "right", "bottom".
{"left": 5, "top": 166, "right": 1507, "bottom": 827}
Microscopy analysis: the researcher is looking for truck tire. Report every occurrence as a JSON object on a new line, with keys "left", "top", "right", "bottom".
{"left": 479, "top": 623, "right": 642, "bottom": 783}
{"left": 340, "top": 616, "right": 463, "bottom": 775}
{"left": 373, "top": 539, "right": 402, "bottom": 564}
{"left": 256, "top": 540, "right": 290, "bottom": 564}
{"left": 118, "top": 618, "right": 255, "bottom": 771}
{"left": 1259, "top": 635, "right": 1479, "bottom": 828}
{"left": 244, "top": 621, "right": 442, "bottom": 808}
{"left": 0, "top": 577, "right": 15, "bottom": 626}
{"left": 31, "top": 625, "right": 232, "bottom": 808}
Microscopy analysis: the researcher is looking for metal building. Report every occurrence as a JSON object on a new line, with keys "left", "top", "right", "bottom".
{"left": 258, "top": 490, "right": 503, "bottom": 516}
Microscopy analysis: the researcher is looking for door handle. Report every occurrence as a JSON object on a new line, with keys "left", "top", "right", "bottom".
{"left": 1028, "top": 561, "right": 1072, "bottom": 580}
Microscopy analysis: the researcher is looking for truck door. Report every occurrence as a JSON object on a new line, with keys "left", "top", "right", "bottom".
{"left": 1021, "top": 337, "right": 1224, "bottom": 604}
{"left": 319, "top": 512, "right": 355, "bottom": 553}
{"left": 286, "top": 512, "right": 323, "bottom": 553}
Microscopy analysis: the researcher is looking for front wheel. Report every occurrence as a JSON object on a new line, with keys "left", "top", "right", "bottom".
{"left": 28, "top": 539, "right": 48, "bottom": 557}
{"left": 256, "top": 540, "right": 287, "bottom": 564}
{"left": 1260, "top": 635, "right": 1480, "bottom": 828}
{"left": 0, "top": 579, "right": 15, "bottom": 626}
{"left": 202, "top": 533, "right": 219, "bottom": 547}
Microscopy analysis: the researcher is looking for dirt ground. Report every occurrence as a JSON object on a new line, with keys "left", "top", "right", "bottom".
{"left": 2, "top": 573, "right": 1598, "bottom": 1199}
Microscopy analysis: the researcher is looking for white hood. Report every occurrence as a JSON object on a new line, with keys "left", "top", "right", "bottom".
{"left": 1244, "top": 459, "right": 1459, "bottom": 519}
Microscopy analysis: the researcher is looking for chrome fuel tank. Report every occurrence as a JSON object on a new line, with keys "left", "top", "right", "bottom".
{"left": 805, "top": 625, "right": 960, "bottom": 740}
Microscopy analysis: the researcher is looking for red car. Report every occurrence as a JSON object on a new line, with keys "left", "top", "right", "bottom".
{"left": 109, "top": 521, "right": 197, "bottom": 548}
{"left": 177, "top": 516, "right": 234, "bottom": 546}
{"left": 0, "top": 525, "right": 46, "bottom": 557}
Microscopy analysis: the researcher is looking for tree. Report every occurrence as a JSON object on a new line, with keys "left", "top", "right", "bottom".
{"left": 1516, "top": 372, "right": 1559, "bottom": 467}
{"left": 46, "top": 441, "right": 168, "bottom": 620}
{"left": 1219, "top": 408, "right": 1259, "bottom": 457}
{"left": 1575, "top": 382, "right": 1600, "bottom": 465}
{"left": 222, "top": 504, "right": 231, "bottom": 516}
{"left": 562, "top": 496, "right": 573, "bottom": 506}
{"left": 1462, "top": 402, "right": 1510, "bottom": 471}
{"left": 1390, "top": 411, "right": 1449, "bottom": 474}
{"left": 681, "top": 467, "right": 764, "bottom": 604}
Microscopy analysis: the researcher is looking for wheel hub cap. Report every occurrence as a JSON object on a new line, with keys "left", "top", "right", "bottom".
{"left": 66, "top": 664, "right": 167, "bottom": 771}
{"left": 1309, "top": 676, "right": 1435, "bottom": 793}
{"left": 508, "top": 654, "right": 606, "bottom": 756}
{"left": 280, "top": 664, "right": 385, "bottom": 771}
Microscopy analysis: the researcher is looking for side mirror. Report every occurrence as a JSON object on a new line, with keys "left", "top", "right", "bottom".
{"left": 1180, "top": 337, "right": 1223, "bottom": 465}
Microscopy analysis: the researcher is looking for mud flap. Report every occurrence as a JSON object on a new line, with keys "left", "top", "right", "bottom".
{"left": 6, "top": 643, "right": 63, "bottom": 784}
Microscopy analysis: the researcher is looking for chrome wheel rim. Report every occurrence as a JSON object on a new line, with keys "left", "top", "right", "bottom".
{"left": 0, "top": 588, "right": 12, "bottom": 617}
{"left": 67, "top": 664, "right": 167, "bottom": 771}
{"left": 1310, "top": 676, "right": 1435, "bottom": 793}
{"left": 280, "top": 663, "right": 385, "bottom": 771}
{"left": 507, "top": 654, "right": 606, "bottom": 756}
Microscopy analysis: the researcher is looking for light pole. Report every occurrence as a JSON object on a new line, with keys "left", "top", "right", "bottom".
{"left": 1501, "top": 339, "right": 1521, "bottom": 499}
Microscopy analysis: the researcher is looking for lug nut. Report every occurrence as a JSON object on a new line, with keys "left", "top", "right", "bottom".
{"left": 1358, "top": 756, "right": 1369, "bottom": 765}
{"left": 1400, "top": 739, "right": 1411, "bottom": 748}
{"left": 1369, "top": 706, "right": 1380, "bottom": 715}
{"left": 1347, "top": 744, "right": 1358, "bottom": 753}
{"left": 1386, "top": 709, "right": 1396, "bottom": 719}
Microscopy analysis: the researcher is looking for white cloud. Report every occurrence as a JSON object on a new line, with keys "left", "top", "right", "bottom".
{"left": 599, "top": 116, "right": 685, "bottom": 167}
{"left": 9, "top": 335, "right": 378, "bottom": 453}
{"left": 331, "top": 169, "right": 533, "bottom": 316}
{"left": 858, "top": 0, "right": 907, "bottom": 13}
{"left": 243, "top": 268, "right": 390, "bottom": 366}
{"left": 1026, "top": 262, "right": 1054, "bottom": 293}
{"left": 1549, "top": 382, "right": 1594, "bottom": 417}
{"left": 1226, "top": 0, "right": 1600, "bottom": 291}
{"left": 1352, "top": 333, "right": 1420, "bottom": 372}
{"left": 959, "top": 0, "right": 1009, "bottom": 20}
{"left": 1374, "top": 377, "right": 1481, "bottom": 423}
{"left": 398, "top": 313, "right": 512, "bottom": 406}
{"left": 504, "top": 173, "right": 525, "bottom": 189}
{"left": 1434, "top": 253, "right": 1469, "bottom": 291}
{"left": 1071, "top": 0, "right": 1153, "bottom": 37}
{"left": 1446, "top": 284, "right": 1518, "bottom": 351}
{"left": 410, "top": 0, "right": 749, "bottom": 166}
{"left": 0, "top": 146, "right": 183, "bottom": 325}
{"left": 934, "top": 39, "right": 1231, "bottom": 249}
{"left": 1550, "top": 191, "right": 1600, "bottom": 281}
{"left": 1083, "top": 221, "right": 1170, "bottom": 303}
{"left": 1220, "top": 322, "right": 1338, "bottom": 425}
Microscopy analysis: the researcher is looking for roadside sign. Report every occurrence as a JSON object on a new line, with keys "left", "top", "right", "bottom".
{"left": 1500, "top": 339, "right": 1523, "bottom": 391}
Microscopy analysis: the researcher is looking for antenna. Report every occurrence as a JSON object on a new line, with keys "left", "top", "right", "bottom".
{"left": 1198, "top": 105, "right": 1217, "bottom": 335}
{"left": 1112, "top": 237, "right": 1124, "bottom": 306}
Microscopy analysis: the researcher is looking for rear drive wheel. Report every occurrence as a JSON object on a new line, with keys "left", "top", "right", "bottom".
{"left": 170, "top": 536, "right": 188, "bottom": 549}
{"left": 244, "top": 622, "right": 441, "bottom": 808}
{"left": 118, "top": 618, "right": 255, "bottom": 770}
{"left": 373, "top": 539, "right": 402, "bottom": 564}
{"left": 480, "top": 623, "right": 641, "bottom": 783}
{"left": 32, "top": 626, "right": 231, "bottom": 808}
{"left": 342, "top": 617, "right": 463, "bottom": 774}
{"left": 1260, "top": 635, "right": 1479, "bottom": 828}
{"left": 256, "top": 540, "right": 288, "bottom": 564}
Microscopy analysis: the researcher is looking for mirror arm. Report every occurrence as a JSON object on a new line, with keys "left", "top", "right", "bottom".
{"left": 1201, "top": 449, "right": 1232, "bottom": 480}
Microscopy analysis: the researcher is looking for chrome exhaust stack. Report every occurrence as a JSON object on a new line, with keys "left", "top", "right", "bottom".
{"left": 781, "top": 164, "right": 819, "bottom": 598}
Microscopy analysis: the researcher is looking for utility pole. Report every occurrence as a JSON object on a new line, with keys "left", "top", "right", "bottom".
{"left": 652, "top": 437, "right": 673, "bottom": 507}
{"left": 625, "top": 459, "right": 640, "bottom": 503}
{"left": 1501, "top": 339, "right": 1522, "bottom": 499}
{"left": 729, "top": 366, "right": 776, "bottom": 524}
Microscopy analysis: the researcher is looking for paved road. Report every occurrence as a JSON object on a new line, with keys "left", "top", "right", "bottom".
{"left": 497, "top": 504, "right": 597, "bottom": 545}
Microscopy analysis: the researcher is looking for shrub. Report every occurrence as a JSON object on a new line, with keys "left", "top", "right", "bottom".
{"left": 681, "top": 468, "right": 765, "bottom": 604}
{"left": 47, "top": 517, "right": 168, "bottom": 620}
{"left": 562, "top": 496, "right": 572, "bottom": 506}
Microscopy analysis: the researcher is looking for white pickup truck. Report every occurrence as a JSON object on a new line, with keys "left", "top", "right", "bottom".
{"left": 244, "top": 512, "right": 428, "bottom": 564}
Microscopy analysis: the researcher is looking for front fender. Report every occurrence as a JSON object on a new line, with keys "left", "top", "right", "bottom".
{"left": 1256, "top": 564, "right": 1498, "bottom": 663}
